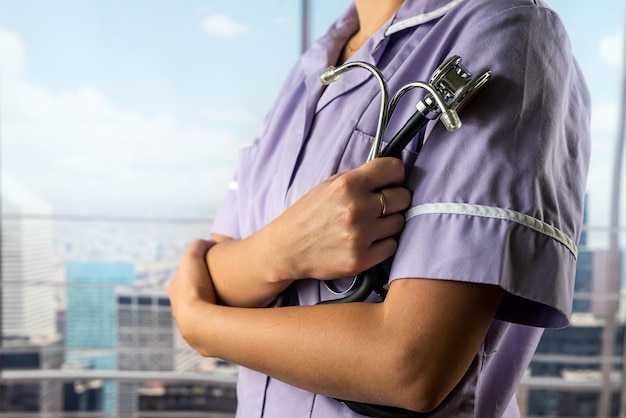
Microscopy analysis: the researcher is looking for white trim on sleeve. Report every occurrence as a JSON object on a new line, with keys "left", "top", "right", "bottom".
{"left": 405, "top": 202, "right": 578, "bottom": 259}
{"left": 228, "top": 181, "right": 239, "bottom": 191}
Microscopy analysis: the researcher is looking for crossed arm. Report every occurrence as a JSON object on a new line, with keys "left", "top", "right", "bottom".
{"left": 167, "top": 158, "right": 505, "bottom": 412}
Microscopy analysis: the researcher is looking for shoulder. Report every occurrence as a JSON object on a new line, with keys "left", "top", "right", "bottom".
{"left": 431, "top": 0, "right": 577, "bottom": 87}
{"left": 392, "top": 0, "right": 575, "bottom": 78}
{"left": 449, "top": 0, "right": 569, "bottom": 44}
{"left": 453, "top": 0, "right": 563, "bottom": 20}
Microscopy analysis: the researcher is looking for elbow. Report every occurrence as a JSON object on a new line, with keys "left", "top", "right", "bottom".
{"left": 169, "top": 300, "right": 218, "bottom": 359}
{"left": 393, "top": 378, "right": 450, "bottom": 414}
{"left": 178, "top": 326, "right": 214, "bottom": 358}
{"left": 385, "top": 350, "right": 457, "bottom": 413}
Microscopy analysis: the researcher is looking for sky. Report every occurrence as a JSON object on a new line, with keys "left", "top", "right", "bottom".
{"left": 0, "top": 0, "right": 350, "bottom": 218}
{"left": 0, "top": 1, "right": 624, "bottom": 234}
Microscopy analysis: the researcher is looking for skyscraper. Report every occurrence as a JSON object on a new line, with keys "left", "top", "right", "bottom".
{"left": 1, "top": 175, "right": 61, "bottom": 414}
{"left": 1, "top": 174, "right": 57, "bottom": 338}
{"left": 116, "top": 285, "right": 174, "bottom": 413}
{"left": 64, "top": 261, "right": 134, "bottom": 413}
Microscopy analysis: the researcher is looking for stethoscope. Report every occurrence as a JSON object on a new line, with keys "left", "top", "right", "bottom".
{"left": 276, "top": 56, "right": 492, "bottom": 418}
{"left": 276, "top": 55, "right": 491, "bottom": 308}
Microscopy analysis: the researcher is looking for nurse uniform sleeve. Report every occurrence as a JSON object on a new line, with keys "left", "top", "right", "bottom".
{"left": 388, "top": 3, "right": 591, "bottom": 329}
{"left": 211, "top": 175, "right": 241, "bottom": 240}
{"left": 209, "top": 59, "right": 309, "bottom": 241}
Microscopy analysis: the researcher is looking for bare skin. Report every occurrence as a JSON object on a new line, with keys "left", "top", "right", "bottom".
{"left": 208, "top": 158, "right": 411, "bottom": 308}
{"left": 168, "top": 157, "right": 504, "bottom": 412}
{"left": 168, "top": 239, "right": 504, "bottom": 412}
{"left": 340, "top": 0, "right": 404, "bottom": 62}
{"left": 168, "top": 1, "right": 505, "bottom": 412}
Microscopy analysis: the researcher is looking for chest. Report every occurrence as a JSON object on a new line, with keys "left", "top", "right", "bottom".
{"left": 237, "top": 25, "right": 459, "bottom": 236}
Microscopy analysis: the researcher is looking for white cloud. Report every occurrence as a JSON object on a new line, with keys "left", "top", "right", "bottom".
{"left": 599, "top": 29, "right": 623, "bottom": 69}
{"left": 4, "top": 80, "right": 238, "bottom": 166}
{"left": 201, "top": 14, "right": 250, "bottom": 38}
{"left": 0, "top": 27, "right": 241, "bottom": 217}
{"left": 0, "top": 27, "right": 26, "bottom": 80}
{"left": 587, "top": 100, "right": 622, "bottom": 228}
{"left": 202, "top": 109, "right": 257, "bottom": 125}
{"left": 590, "top": 100, "right": 619, "bottom": 137}
{"left": 1, "top": 171, "right": 53, "bottom": 214}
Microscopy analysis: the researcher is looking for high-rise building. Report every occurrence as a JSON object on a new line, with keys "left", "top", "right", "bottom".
{"left": 521, "top": 315, "right": 624, "bottom": 417}
{"left": 1, "top": 175, "right": 63, "bottom": 415}
{"left": 139, "top": 382, "right": 237, "bottom": 416}
{"left": 0, "top": 335, "right": 64, "bottom": 413}
{"left": 1, "top": 174, "right": 57, "bottom": 339}
{"left": 572, "top": 195, "right": 594, "bottom": 314}
{"left": 573, "top": 250, "right": 594, "bottom": 313}
{"left": 115, "top": 285, "right": 175, "bottom": 414}
{"left": 64, "top": 261, "right": 134, "bottom": 413}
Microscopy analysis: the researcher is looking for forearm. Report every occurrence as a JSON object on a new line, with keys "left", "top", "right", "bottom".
{"left": 207, "top": 231, "right": 294, "bottom": 308}
{"left": 178, "top": 299, "right": 419, "bottom": 409}
{"left": 207, "top": 158, "right": 412, "bottom": 308}
{"left": 170, "top": 242, "right": 502, "bottom": 412}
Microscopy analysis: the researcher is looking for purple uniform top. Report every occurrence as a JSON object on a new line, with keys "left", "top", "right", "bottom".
{"left": 211, "top": 0, "right": 591, "bottom": 416}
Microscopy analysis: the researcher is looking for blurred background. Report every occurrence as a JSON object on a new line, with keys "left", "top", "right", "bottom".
{"left": 0, "top": 1, "right": 624, "bottom": 416}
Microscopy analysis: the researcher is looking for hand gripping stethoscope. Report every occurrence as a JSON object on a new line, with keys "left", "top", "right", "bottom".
{"left": 278, "top": 56, "right": 491, "bottom": 418}
{"left": 276, "top": 55, "right": 491, "bottom": 311}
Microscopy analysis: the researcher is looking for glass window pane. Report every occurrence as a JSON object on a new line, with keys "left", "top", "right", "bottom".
{"left": 1, "top": 1, "right": 625, "bottom": 417}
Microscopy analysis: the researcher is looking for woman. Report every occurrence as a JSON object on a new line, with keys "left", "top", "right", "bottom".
{"left": 168, "top": 0, "right": 591, "bottom": 416}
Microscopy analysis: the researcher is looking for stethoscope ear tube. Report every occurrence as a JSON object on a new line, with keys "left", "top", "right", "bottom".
{"left": 274, "top": 56, "right": 490, "bottom": 310}
{"left": 272, "top": 55, "right": 489, "bottom": 418}
{"left": 380, "top": 110, "right": 430, "bottom": 158}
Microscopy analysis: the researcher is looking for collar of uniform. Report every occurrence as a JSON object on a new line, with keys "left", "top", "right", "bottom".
{"left": 362, "top": 0, "right": 465, "bottom": 62}
{"left": 299, "top": 0, "right": 465, "bottom": 112}
{"left": 385, "top": 0, "right": 464, "bottom": 36}
{"left": 299, "top": 3, "right": 358, "bottom": 86}
{"left": 303, "top": 0, "right": 464, "bottom": 65}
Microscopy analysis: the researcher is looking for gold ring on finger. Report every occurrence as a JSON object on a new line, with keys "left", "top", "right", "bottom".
{"left": 379, "top": 192, "right": 387, "bottom": 218}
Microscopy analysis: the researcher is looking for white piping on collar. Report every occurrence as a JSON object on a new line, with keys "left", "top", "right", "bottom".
{"left": 385, "top": 0, "right": 465, "bottom": 36}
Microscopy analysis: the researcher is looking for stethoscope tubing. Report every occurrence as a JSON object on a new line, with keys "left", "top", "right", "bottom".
{"left": 275, "top": 56, "right": 490, "bottom": 308}
{"left": 273, "top": 56, "right": 490, "bottom": 418}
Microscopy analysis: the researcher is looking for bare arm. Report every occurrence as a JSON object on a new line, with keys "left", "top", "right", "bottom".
{"left": 168, "top": 240, "right": 504, "bottom": 412}
{"left": 206, "top": 157, "right": 411, "bottom": 308}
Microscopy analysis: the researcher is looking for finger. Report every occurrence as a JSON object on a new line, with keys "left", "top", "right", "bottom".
{"left": 372, "top": 187, "right": 412, "bottom": 218}
{"left": 357, "top": 157, "right": 406, "bottom": 190}
{"left": 177, "top": 240, "right": 215, "bottom": 289}
{"left": 187, "top": 239, "right": 215, "bottom": 259}
{"left": 367, "top": 237, "right": 400, "bottom": 266}
{"left": 368, "top": 213, "right": 406, "bottom": 242}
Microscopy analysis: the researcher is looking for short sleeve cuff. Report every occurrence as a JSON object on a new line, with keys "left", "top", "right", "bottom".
{"left": 211, "top": 188, "right": 241, "bottom": 239}
{"left": 389, "top": 203, "right": 577, "bottom": 328}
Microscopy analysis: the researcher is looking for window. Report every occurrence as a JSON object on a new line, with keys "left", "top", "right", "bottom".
{"left": 1, "top": 1, "right": 624, "bottom": 416}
